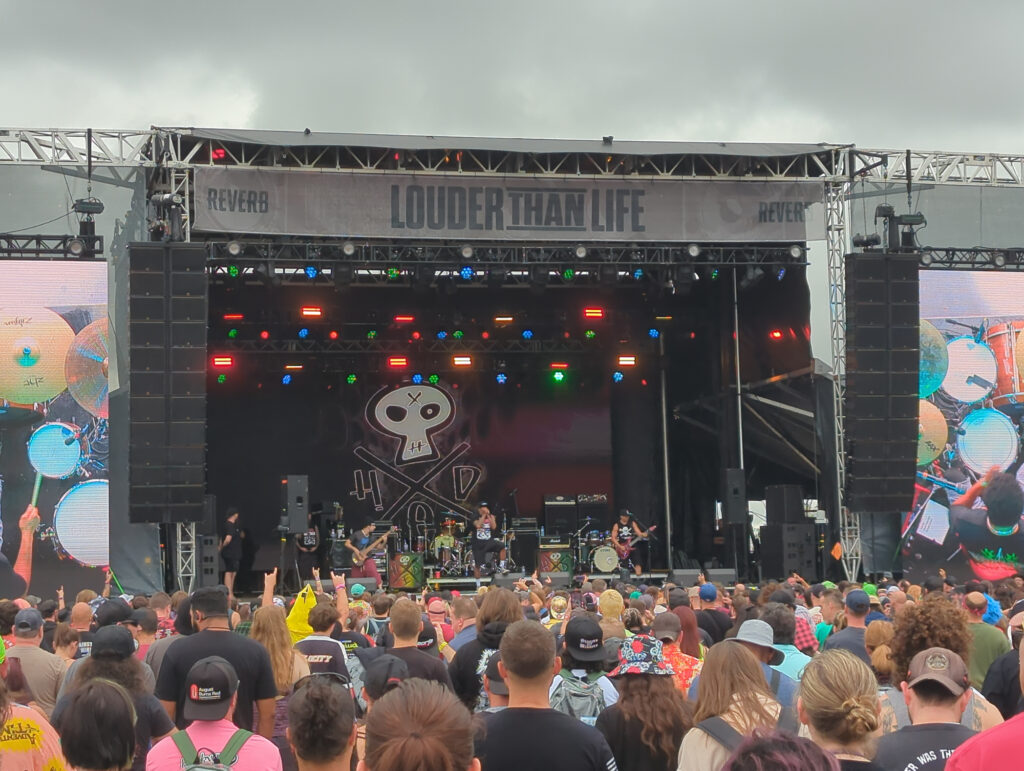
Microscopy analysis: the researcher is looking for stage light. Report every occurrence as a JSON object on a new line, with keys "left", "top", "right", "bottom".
{"left": 481, "top": 331, "right": 490, "bottom": 339}
{"left": 617, "top": 355, "right": 637, "bottom": 367}
{"left": 552, "top": 371, "right": 565, "bottom": 383}
{"left": 329, "top": 330, "right": 339, "bottom": 340}
{"left": 212, "top": 148, "right": 227, "bottom": 160}
{"left": 367, "top": 330, "right": 378, "bottom": 339}
{"left": 67, "top": 238, "right": 86, "bottom": 257}
{"left": 436, "top": 330, "right": 448, "bottom": 340}
{"left": 346, "top": 374, "right": 357, "bottom": 384}
{"left": 495, "top": 373, "right": 508, "bottom": 384}
{"left": 260, "top": 330, "right": 270, "bottom": 340}
{"left": 575, "top": 245, "right": 588, "bottom": 259}
{"left": 411, "top": 331, "right": 422, "bottom": 340}
{"left": 223, "top": 313, "right": 244, "bottom": 321}
{"left": 453, "top": 330, "right": 464, "bottom": 339}
{"left": 788, "top": 244, "right": 805, "bottom": 259}
{"left": 585, "top": 330, "right": 596, "bottom": 339}
{"left": 460, "top": 245, "right": 474, "bottom": 260}
{"left": 686, "top": 243, "right": 701, "bottom": 258}
{"left": 583, "top": 308, "right": 604, "bottom": 319}
{"left": 301, "top": 306, "right": 323, "bottom": 318}
{"left": 769, "top": 329, "right": 784, "bottom": 340}
{"left": 342, "top": 241, "right": 356, "bottom": 257}
{"left": 460, "top": 265, "right": 474, "bottom": 280}
{"left": 550, "top": 362, "right": 569, "bottom": 370}
{"left": 993, "top": 252, "right": 1007, "bottom": 268}
{"left": 298, "top": 328, "right": 310, "bottom": 339}
{"left": 563, "top": 268, "right": 575, "bottom": 281}
{"left": 284, "top": 364, "right": 303, "bottom": 371}
{"left": 387, "top": 267, "right": 401, "bottom": 280}
{"left": 632, "top": 268, "right": 644, "bottom": 280}
{"left": 211, "top": 356, "right": 234, "bottom": 368}
{"left": 304, "top": 265, "right": 319, "bottom": 279}
{"left": 648, "top": 328, "right": 660, "bottom": 339}
{"left": 776, "top": 267, "right": 786, "bottom": 280}
{"left": 522, "top": 329, "right": 534, "bottom": 340}
{"left": 710, "top": 268, "right": 719, "bottom": 280}
{"left": 411, "top": 373, "right": 424, "bottom": 384}
{"left": 227, "top": 265, "right": 240, "bottom": 278}
{"left": 494, "top": 315, "right": 514, "bottom": 324}
{"left": 216, "top": 374, "right": 227, "bottom": 384}
{"left": 612, "top": 371, "right": 624, "bottom": 383}
{"left": 282, "top": 374, "right": 292, "bottom": 385}
{"left": 453, "top": 356, "right": 472, "bottom": 367}
{"left": 227, "top": 328, "right": 239, "bottom": 339}
{"left": 388, "top": 356, "right": 408, "bottom": 369}
{"left": 226, "top": 240, "right": 243, "bottom": 257}
{"left": 428, "top": 374, "right": 440, "bottom": 384}
{"left": 394, "top": 315, "right": 415, "bottom": 324}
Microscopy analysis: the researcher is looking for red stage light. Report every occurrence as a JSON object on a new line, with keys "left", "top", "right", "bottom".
{"left": 393, "top": 152, "right": 401, "bottom": 161}
{"left": 412, "top": 331, "right": 421, "bottom": 340}
{"left": 617, "top": 355, "right": 637, "bottom": 367}
{"left": 641, "top": 379, "right": 649, "bottom": 386}
{"left": 211, "top": 356, "right": 234, "bottom": 368}
{"left": 394, "top": 315, "right": 415, "bottom": 324}
{"left": 211, "top": 148, "right": 227, "bottom": 160}
{"left": 769, "top": 329, "right": 784, "bottom": 340}
{"left": 222, "top": 313, "right": 244, "bottom": 321}
{"left": 481, "top": 331, "right": 490, "bottom": 339}
{"left": 260, "top": 330, "right": 270, "bottom": 340}
{"left": 329, "top": 330, "right": 339, "bottom": 340}
{"left": 301, "top": 306, "right": 323, "bottom": 318}
{"left": 388, "top": 357, "right": 408, "bottom": 369}
{"left": 284, "top": 364, "right": 303, "bottom": 371}
{"left": 584, "top": 308, "right": 605, "bottom": 319}
{"left": 549, "top": 362, "right": 569, "bottom": 370}
{"left": 453, "top": 356, "right": 472, "bottom": 367}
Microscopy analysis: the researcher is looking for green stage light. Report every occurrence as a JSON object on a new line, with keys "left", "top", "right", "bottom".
{"left": 346, "top": 374, "right": 357, "bottom": 384}
{"left": 552, "top": 371, "right": 565, "bottom": 383}
{"left": 562, "top": 268, "right": 575, "bottom": 281}
{"left": 585, "top": 330, "right": 596, "bottom": 339}
{"left": 216, "top": 374, "right": 227, "bottom": 384}
{"left": 227, "top": 328, "right": 238, "bottom": 339}
{"left": 453, "top": 330, "right": 464, "bottom": 339}
{"left": 387, "top": 267, "right": 401, "bottom": 280}
{"left": 428, "top": 374, "right": 440, "bottom": 384}
{"left": 228, "top": 265, "right": 240, "bottom": 278}
{"left": 366, "top": 330, "right": 377, "bottom": 339}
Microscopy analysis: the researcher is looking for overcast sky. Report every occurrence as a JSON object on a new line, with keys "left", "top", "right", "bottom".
{"left": 2, "top": 0, "right": 1021, "bottom": 153}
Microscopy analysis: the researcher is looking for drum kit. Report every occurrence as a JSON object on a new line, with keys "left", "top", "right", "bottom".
{"left": 426, "top": 516, "right": 520, "bottom": 577}
{"left": 0, "top": 308, "right": 110, "bottom": 568}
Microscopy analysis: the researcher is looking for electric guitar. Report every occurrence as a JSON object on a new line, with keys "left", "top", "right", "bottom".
{"left": 613, "top": 525, "right": 657, "bottom": 559}
{"left": 349, "top": 527, "right": 396, "bottom": 567}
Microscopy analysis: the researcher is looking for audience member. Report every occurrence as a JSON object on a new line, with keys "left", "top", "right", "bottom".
{"left": 694, "top": 584, "right": 730, "bottom": 644}
{"left": 551, "top": 614, "right": 618, "bottom": 721}
{"left": 650, "top": 611, "right": 702, "bottom": 692}
{"left": 864, "top": 620, "right": 895, "bottom": 686}
{"left": 449, "top": 597, "right": 479, "bottom": 651}
{"left": 59, "top": 679, "right": 137, "bottom": 771}
{"left": 295, "top": 603, "right": 351, "bottom": 678}
{"left": 287, "top": 674, "right": 357, "bottom": 771}
{"left": 963, "top": 592, "right": 1010, "bottom": 690}
{"left": 5, "top": 608, "right": 64, "bottom": 717}
{"left": 52, "top": 622, "right": 79, "bottom": 668}
{"left": 822, "top": 590, "right": 871, "bottom": 667}
{"left": 760, "top": 602, "right": 812, "bottom": 681}
{"left": 0, "top": 665, "right": 66, "bottom": 768}
{"left": 378, "top": 599, "right": 451, "bottom": 689}
{"left": 450, "top": 588, "right": 521, "bottom": 711}
{"left": 721, "top": 731, "right": 840, "bottom": 771}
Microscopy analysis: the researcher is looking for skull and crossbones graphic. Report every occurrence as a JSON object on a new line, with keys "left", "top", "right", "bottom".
{"left": 368, "top": 384, "right": 456, "bottom": 466}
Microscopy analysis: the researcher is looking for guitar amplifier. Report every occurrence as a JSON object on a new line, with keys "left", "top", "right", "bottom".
{"left": 543, "top": 495, "right": 578, "bottom": 535}
{"left": 510, "top": 531, "right": 539, "bottom": 571}
{"left": 576, "top": 493, "right": 610, "bottom": 529}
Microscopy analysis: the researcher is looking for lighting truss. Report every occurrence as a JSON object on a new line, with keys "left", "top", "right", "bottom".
{"left": 215, "top": 338, "right": 608, "bottom": 356}
{"left": 0, "top": 233, "right": 105, "bottom": 258}
{"left": 916, "top": 246, "right": 1024, "bottom": 270}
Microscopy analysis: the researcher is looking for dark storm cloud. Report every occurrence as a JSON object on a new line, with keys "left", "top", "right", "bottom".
{"left": 2, "top": 0, "right": 1022, "bottom": 152}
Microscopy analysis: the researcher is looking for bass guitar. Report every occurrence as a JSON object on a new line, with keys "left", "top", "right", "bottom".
{"left": 349, "top": 527, "right": 397, "bottom": 567}
{"left": 613, "top": 525, "right": 657, "bottom": 559}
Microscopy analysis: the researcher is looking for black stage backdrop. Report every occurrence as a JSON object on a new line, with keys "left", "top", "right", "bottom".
{"left": 207, "top": 375, "right": 619, "bottom": 573}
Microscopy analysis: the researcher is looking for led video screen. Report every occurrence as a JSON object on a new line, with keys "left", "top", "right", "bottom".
{"left": 904, "top": 271, "right": 1024, "bottom": 581}
{"left": 0, "top": 261, "right": 110, "bottom": 598}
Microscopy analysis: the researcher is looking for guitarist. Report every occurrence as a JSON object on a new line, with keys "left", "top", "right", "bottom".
{"left": 610, "top": 509, "right": 649, "bottom": 577}
{"left": 344, "top": 521, "right": 384, "bottom": 585}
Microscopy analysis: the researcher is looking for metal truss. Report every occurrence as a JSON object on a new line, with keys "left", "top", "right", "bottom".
{"left": 215, "top": 337, "right": 632, "bottom": 358}
{"left": 174, "top": 522, "right": 197, "bottom": 594}
{"left": 918, "top": 246, "right": 1024, "bottom": 269}
{"left": 0, "top": 128, "right": 155, "bottom": 167}
{"left": 0, "top": 233, "right": 104, "bottom": 257}
{"left": 851, "top": 148, "right": 1024, "bottom": 187}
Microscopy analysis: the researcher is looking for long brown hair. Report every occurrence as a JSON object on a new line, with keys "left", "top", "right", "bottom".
{"left": 616, "top": 675, "right": 693, "bottom": 763}
{"left": 364, "top": 679, "right": 474, "bottom": 771}
{"left": 799, "top": 650, "right": 879, "bottom": 750}
{"left": 694, "top": 643, "right": 777, "bottom": 729}
{"left": 476, "top": 588, "right": 522, "bottom": 629}
{"left": 251, "top": 605, "right": 302, "bottom": 694}
{"left": 673, "top": 606, "right": 702, "bottom": 658}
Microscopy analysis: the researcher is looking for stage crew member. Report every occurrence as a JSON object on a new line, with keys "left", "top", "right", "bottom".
{"left": 219, "top": 508, "right": 243, "bottom": 598}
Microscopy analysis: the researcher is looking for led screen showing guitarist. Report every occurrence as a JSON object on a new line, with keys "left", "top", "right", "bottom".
{"left": 610, "top": 509, "right": 655, "bottom": 576}
{"left": 343, "top": 522, "right": 391, "bottom": 585}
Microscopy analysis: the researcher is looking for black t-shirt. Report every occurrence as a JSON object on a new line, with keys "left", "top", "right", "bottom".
{"left": 386, "top": 646, "right": 454, "bottom": 690}
{"left": 838, "top": 762, "right": 884, "bottom": 771}
{"left": 154, "top": 628, "right": 277, "bottom": 730}
{"left": 951, "top": 504, "right": 1024, "bottom": 573}
{"left": 222, "top": 521, "right": 242, "bottom": 559}
{"left": 74, "top": 630, "right": 95, "bottom": 659}
{"left": 479, "top": 707, "right": 618, "bottom": 771}
{"left": 40, "top": 620, "right": 57, "bottom": 653}
{"left": 331, "top": 628, "right": 373, "bottom": 655}
{"left": 596, "top": 703, "right": 682, "bottom": 771}
{"left": 53, "top": 690, "right": 174, "bottom": 771}
{"left": 297, "top": 529, "right": 320, "bottom": 551}
{"left": 873, "top": 722, "right": 977, "bottom": 771}
{"left": 695, "top": 609, "right": 731, "bottom": 644}
{"left": 295, "top": 635, "right": 351, "bottom": 678}
{"left": 982, "top": 647, "right": 1024, "bottom": 719}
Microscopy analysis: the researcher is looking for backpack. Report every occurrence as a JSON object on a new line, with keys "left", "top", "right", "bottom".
{"left": 172, "top": 728, "right": 253, "bottom": 770}
{"left": 550, "top": 670, "right": 606, "bottom": 724}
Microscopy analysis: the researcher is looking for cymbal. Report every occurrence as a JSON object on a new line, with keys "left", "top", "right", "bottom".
{"left": 920, "top": 320, "right": 948, "bottom": 398}
{"left": 65, "top": 318, "right": 109, "bottom": 419}
{"left": 918, "top": 399, "right": 947, "bottom": 466}
{"left": 0, "top": 307, "right": 75, "bottom": 404}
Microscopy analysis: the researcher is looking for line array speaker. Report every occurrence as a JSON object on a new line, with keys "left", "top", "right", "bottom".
{"left": 721, "top": 468, "right": 747, "bottom": 525}
{"left": 844, "top": 252, "right": 919, "bottom": 514}
{"left": 765, "top": 484, "right": 805, "bottom": 525}
{"left": 760, "top": 523, "right": 816, "bottom": 579}
{"left": 128, "top": 243, "right": 207, "bottom": 523}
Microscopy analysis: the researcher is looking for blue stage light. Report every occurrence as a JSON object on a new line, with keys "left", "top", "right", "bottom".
{"left": 411, "top": 373, "right": 424, "bottom": 384}
{"left": 460, "top": 266, "right": 474, "bottom": 280}
{"left": 304, "top": 265, "right": 319, "bottom": 279}
{"left": 648, "top": 328, "right": 660, "bottom": 339}
{"left": 282, "top": 375, "right": 292, "bottom": 385}
{"left": 298, "top": 328, "right": 310, "bottom": 339}
{"left": 776, "top": 267, "right": 786, "bottom": 280}
{"left": 436, "top": 330, "right": 448, "bottom": 340}
{"left": 496, "top": 373, "right": 508, "bottom": 384}
{"left": 632, "top": 268, "right": 644, "bottom": 280}
{"left": 612, "top": 371, "right": 624, "bottom": 383}
{"left": 522, "top": 329, "right": 534, "bottom": 340}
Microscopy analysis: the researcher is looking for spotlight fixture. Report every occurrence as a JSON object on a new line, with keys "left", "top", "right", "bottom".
{"left": 346, "top": 374, "right": 357, "bottom": 384}
{"left": 342, "top": 241, "right": 357, "bottom": 257}
{"left": 496, "top": 373, "right": 508, "bottom": 384}
{"left": 788, "top": 244, "right": 805, "bottom": 259}
{"left": 453, "top": 355, "right": 472, "bottom": 367}
{"left": 632, "top": 268, "right": 644, "bottom": 280}
{"left": 67, "top": 238, "right": 86, "bottom": 257}
{"left": 993, "top": 252, "right": 1007, "bottom": 268}
{"left": 575, "top": 245, "right": 588, "bottom": 259}
{"left": 852, "top": 233, "right": 882, "bottom": 248}
{"left": 522, "top": 329, "right": 534, "bottom": 340}
{"left": 686, "top": 243, "right": 701, "bottom": 258}
{"left": 460, "top": 245, "right": 474, "bottom": 260}
{"left": 617, "top": 355, "right": 637, "bottom": 367}
{"left": 304, "top": 265, "right": 319, "bottom": 279}
{"left": 226, "top": 240, "right": 243, "bottom": 257}
{"left": 648, "top": 328, "right": 660, "bottom": 339}
{"left": 298, "top": 328, "right": 310, "bottom": 339}
{"left": 411, "top": 373, "right": 424, "bottom": 384}
{"left": 920, "top": 253, "right": 934, "bottom": 267}
{"left": 282, "top": 375, "right": 292, "bottom": 385}
{"left": 776, "top": 267, "right": 786, "bottom": 281}
{"left": 460, "top": 265, "right": 474, "bottom": 280}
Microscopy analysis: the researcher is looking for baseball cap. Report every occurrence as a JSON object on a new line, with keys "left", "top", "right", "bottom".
{"left": 651, "top": 610, "right": 682, "bottom": 641}
{"left": 13, "top": 608, "right": 43, "bottom": 635}
{"left": 564, "top": 615, "right": 605, "bottom": 661}
{"left": 845, "top": 590, "right": 870, "bottom": 614}
{"left": 184, "top": 656, "right": 239, "bottom": 721}
{"left": 922, "top": 575, "right": 944, "bottom": 593}
{"left": 91, "top": 625, "right": 135, "bottom": 660}
{"left": 728, "top": 619, "right": 785, "bottom": 666}
{"left": 862, "top": 583, "right": 878, "bottom": 597}
{"left": 363, "top": 654, "right": 409, "bottom": 701}
{"left": 768, "top": 589, "right": 796, "bottom": 608}
{"left": 350, "top": 584, "right": 366, "bottom": 598}
{"left": 698, "top": 583, "right": 717, "bottom": 602}
{"left": 549, "top": 595, "right": 569, "bottom": 621}
{"left": 907, "top": 647, "right": 970, "bottom": 697}
{"left": 94, "top": 598, "right": 132, "bottom": 628}
{"left": 427, "top": 599, "right": 446, "bottom": 616}
{"left": 484, "top": 653, "right": 509, "bottom": 696}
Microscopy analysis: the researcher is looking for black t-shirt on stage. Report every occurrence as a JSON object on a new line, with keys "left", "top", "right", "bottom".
{"left": 385, "top": 646, "right": 454, "bottom": 690}
{"left": 222, "top": 521, "right": 242, "bottom": 559}
{"left": 596, "top": 703, "right": 682, "bottom": 771}
{"left": 295, "top": 635, "right": 350, "bottom": 678}
{"left": 479, "top": 707, "right": 618, "bottom": 771}
{"left": 154, "top": 628, "right": 277, "bottom": 730}
{"left": 873, "top": 723, "right": 977, "bottom": 771}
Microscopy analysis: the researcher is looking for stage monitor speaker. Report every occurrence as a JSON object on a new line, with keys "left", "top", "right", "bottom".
{"left": 128, "top": 243, "right": 207, "bottom": 524}
{"left": 346, "top": 577, "right": 379, "bottom": 593}
{"left": 765, "top": 485, "right": 805, "bottom": 525}
{"left": 541, "top": 571, "right": 571, "bottom": 589}
{"left": 704, "top": 568, "right": 737, "bottom": 586}
{"left": 491, "top": 574, "right": 520, "bottom": 588}
{"left": 510, "top": 531, "right": 539, "bottom": 572}
{"left": 759, "top": 523, "right": 816, "bottom": 579}
{"left": 844, "top": 252, "right": 919, "bottom": 514}
{"left": 666, "top": 570, "right": 702, "bottom": 587}
{"left": 721, "top": 468, "right": 747, "bottom": 525}
{"left": 543, "top": 495, "right": 578, "bottom": 535}
{"left": 197, "top": 535, "right": 220, "bottom": 588}
{"left": 281, "top": 475, "right": 309, "bottom": 534}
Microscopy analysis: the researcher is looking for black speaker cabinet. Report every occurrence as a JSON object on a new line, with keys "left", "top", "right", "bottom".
{"left": 721, "top": 468, "right": 747, "bottom": 524}
{"left": 759, "top": 523, "right": 816, "bottom": 579}
{"left": 510, "top": 531, "right": 539, "bottom": 572}
{"left": 765, "top": 485, "right": 805, "bottom": 525}
{"left": 543, "top": 495, "right": 578, "bottom": 535}
{"left": 282, "top": 475, "right": 309, "bottom": 534}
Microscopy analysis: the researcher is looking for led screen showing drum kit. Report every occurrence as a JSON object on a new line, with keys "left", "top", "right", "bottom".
{"left": 0, "top": 262, "right": 110, "bottom": 591}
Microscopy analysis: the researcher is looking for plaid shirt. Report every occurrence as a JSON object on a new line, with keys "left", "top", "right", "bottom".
{"left": 794, "top": 616, "right": 817, "bottom": 655}
{"left": 234, "top": 620, "right": 252, "bottom": 637}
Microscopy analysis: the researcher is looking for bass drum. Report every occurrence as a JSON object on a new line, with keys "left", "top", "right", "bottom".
{"left": 52, "top": 479, "right": 109, "bottom": 567}
{"left": 956, "top": 408, "right": 1019, "bottom": 474}
{"left": 591, "top": 546, "right": 620, "bottom": 573}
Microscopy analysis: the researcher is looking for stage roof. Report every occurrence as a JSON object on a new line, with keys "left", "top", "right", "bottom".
{"left": 160, "top": 127, "right": 846, "bottom": 158}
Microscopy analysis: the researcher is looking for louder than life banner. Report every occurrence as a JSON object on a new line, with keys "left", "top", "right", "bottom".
{"left": 904, "top": 271, "right": 1024, "bottom": 581}
{"left": 0, "top": 262, "right": 111, "bottom": 599}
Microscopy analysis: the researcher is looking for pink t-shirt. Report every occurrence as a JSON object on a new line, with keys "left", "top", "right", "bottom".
{"left": 145, "top": 719, "right": 283, "bottom": 771}
{"left": 0, "top": 704, "right": 67, "bottom": 771}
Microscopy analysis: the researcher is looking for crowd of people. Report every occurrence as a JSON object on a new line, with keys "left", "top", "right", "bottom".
{"left": 2, "top": 565, "right": 1024, "bottom": 771}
